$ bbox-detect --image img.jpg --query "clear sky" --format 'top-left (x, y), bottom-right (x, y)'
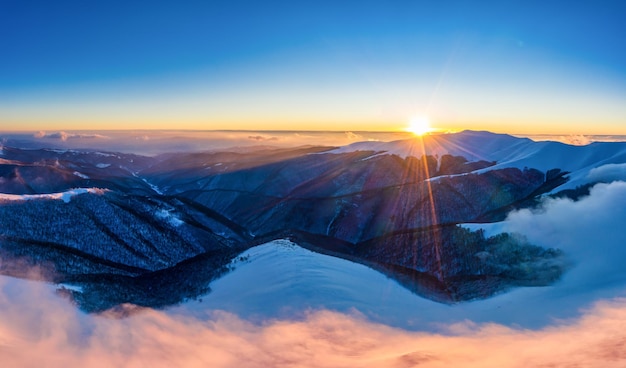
top-left (1, 0), bottom-right (625, 134)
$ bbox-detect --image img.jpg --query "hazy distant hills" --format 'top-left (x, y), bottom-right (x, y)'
top-left (0, 146), bottom-right (155, 195)
top-left (1, 130), bottom-right (625, 311)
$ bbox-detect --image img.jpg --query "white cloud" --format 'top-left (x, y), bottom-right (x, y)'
top-left (247, 135), bottom-right (279, 142)
top-left (344, 131), bottom-right (362, 141)
top-left (559, 134), bottom-right (592, 146)
top-left (588, 164), bottom-right (626, 183)
top-left (499, 181), bottom-right (626, 294)
top-left (33, 131), bottom-right (110, 141)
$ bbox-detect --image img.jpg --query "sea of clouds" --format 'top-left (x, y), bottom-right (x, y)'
top-left (0, 276), bottom-right (625, 367)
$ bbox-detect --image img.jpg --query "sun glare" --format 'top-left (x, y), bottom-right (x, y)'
top-left (407, 116), bottom-right (432, 136)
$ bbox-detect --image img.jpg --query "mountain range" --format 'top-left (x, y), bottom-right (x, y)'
top-left (1, 130), bottom-right (625, 312)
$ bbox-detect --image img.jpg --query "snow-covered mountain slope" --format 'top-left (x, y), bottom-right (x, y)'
top-left (333, 130), bottom-right (626, 190)
top-left (333, 130), bottom-right (527, 162)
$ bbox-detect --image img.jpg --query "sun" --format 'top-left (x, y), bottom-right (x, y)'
top-left (407, 116), bottom-right (432, 136)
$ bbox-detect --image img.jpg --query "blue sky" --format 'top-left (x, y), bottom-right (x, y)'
top-left (1, 0), bottom-right (625, 133)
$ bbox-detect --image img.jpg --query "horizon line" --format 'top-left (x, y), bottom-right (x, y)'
top-left (2, 128), bottom-right (624, 136)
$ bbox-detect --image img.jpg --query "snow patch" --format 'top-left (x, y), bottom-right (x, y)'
top-left (425, 172), bottom-right (471, 182)
top-left (130, 171), bottom-right (164, 194)
top-left (359, 151), bottom-right (388, 161)
top-left (0, 188), bottom-right (107, 203)
top-left (73, 171), bottom-right (89, 179)
top-left (142, 178), bottom-right (163, 195)
top-left (460, 222), bottom-right (510, 238)
top-left (155, 208), bottom-right (184, 227)
top-left (93, 152), bottom-right (118, 158)
top-left (57, 283), bottom-right (83, 293)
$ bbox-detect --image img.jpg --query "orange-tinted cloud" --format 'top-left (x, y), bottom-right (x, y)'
top-left (1, 272), bottom-right (626, 368)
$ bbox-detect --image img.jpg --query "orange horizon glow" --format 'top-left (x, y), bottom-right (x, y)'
top-left (2, 117), bottom-right (625, 137)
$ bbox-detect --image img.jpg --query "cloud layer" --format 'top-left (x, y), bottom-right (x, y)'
top-left (501, 181), bottom-right (626, 287)
top-left (1, 274), bottom-right (626, 368)
top-left (588, 163), bottom-right (626, 183)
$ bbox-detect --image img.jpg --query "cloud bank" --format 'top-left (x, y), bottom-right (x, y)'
top-left (247, 135), bottom-right (279, 142)
top-left (34, 131), bottom-right (110, 141)
top-left (0, 274), bottom-right (625, 368)
top-left (587, 163), bottom-right (626, 183)
top-left (501, 181), bottom-right (626, 287)
top-left (558, 134), bottom-right (591, 146)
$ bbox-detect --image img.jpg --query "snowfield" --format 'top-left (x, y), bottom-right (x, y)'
top-left (155, 208), bottom-right (185, 227)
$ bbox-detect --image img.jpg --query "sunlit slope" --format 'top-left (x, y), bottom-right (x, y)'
top-left (333, 130), bottom-right (626, 189)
